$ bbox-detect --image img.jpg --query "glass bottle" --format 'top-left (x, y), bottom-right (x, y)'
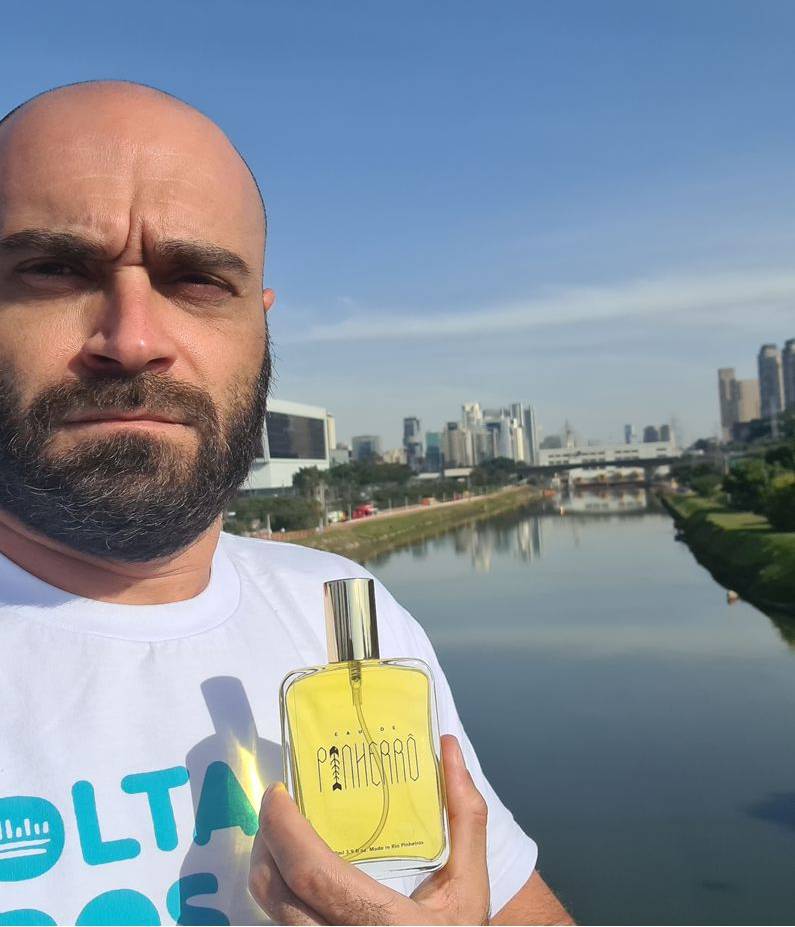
top-left (279, 577), bottom-right (450, 880)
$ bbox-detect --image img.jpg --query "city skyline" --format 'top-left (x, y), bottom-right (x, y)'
top-left (340, 399), bottom-right (674, 463)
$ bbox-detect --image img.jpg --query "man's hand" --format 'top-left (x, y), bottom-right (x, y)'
top-left (249, 734), bottom-right (491, 925)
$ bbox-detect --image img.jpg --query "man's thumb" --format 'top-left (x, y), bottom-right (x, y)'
top-left (440, 734), bottom-right (489, 880)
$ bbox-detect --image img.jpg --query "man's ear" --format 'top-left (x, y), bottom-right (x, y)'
top-left (262, 288), bottom-right (276, 314)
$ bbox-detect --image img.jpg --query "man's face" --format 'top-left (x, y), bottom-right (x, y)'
top-left (0, 87), bottom-right (273, 562)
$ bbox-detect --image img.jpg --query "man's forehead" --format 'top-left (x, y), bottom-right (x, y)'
top-left (0, 85), bottom-right (265, 254)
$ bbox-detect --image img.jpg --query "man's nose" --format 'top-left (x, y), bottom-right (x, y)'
top-left (77, 269), bottom-right (178, 377)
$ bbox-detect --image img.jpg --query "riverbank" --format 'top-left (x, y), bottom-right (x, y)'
top-left (268, 484), bottom-right (543, 562)
top-left (661, 494), bottom-right (795, 615)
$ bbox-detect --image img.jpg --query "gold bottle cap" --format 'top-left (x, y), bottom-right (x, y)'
top-left (323, 577), bottom-right (380, 663)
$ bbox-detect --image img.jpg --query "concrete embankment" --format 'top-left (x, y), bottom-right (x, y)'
top-left (270, 484), bottom-right (543, 563)
top-left (661, 494), bottom-right (795, 616)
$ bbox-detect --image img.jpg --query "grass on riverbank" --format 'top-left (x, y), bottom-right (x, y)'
top-left (663, 494), bottom-right (795, 614)
top-left (297, 484), bottom-right (542, 563)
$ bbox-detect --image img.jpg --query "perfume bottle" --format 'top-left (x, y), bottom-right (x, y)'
top-left (279, 577), bottom-right (450, 880)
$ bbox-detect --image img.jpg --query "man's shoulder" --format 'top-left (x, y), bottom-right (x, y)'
top-left (219, 532), bottom-right (429, 656)
top-left (219, 530), bottom-right (371, 582)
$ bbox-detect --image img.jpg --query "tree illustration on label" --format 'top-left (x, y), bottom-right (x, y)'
top-left (329, 746), bottom-right (342, 791)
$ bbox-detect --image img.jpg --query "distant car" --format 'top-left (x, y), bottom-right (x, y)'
top-left (352, 503), bottom-right (377, 519)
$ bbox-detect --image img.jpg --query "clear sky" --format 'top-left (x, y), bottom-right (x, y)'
top-left (2, 0), bottom-right (794, 448)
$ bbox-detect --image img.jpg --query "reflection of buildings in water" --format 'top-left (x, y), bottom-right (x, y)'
top-left (515, 517), bottom-right (542, 562)
top-left (465, 515), bottom-right (543, 573)
top-left (471, 528), bottom-right (493, 573)
top-left (453, 526), bottom-right (472, 556)
top-left (564, 488), bottom-right (648, 514)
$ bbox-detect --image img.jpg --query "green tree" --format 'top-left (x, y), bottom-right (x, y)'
top-left (765, 442), bottom-right (795, 471)
top-left (765, 473), bottom-right (795, 532)
top-left (223, 495), bottom-right (321, 534)
top-left (722, 458), bottom-right (771, 513)
top-left (293, 466), bottom-right (326, 498)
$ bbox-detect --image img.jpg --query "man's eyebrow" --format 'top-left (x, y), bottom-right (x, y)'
top-left (0, 229), bottom-right (108, 261)
top-left (153, 239), bottom-right (252, 279)
top-left (0, 229), bottom-right (252, 279)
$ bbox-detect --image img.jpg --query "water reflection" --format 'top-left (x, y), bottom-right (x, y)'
top-left (562, 488), bottom-right (648, 515)
top-left (372, 490), bottom-right (651, 575)
top-left (448, 510), bottom-right (542, 572)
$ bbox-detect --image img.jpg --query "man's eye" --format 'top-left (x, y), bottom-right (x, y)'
top-left (21, 262), bottom-right (81, 277)
top-left (173, 274), bottom-right (232, 293)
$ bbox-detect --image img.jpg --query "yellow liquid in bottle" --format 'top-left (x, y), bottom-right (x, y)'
top-left (282, 660), bottom-right (446, 866)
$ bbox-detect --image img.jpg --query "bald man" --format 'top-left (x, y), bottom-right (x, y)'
top-left (0, 81), bottom-right (571, 926)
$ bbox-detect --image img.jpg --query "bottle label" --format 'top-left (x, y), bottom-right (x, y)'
top-left (284, 664), bottom-right (445, 863)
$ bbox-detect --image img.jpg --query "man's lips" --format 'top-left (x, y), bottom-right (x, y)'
top-left (61, 410), bottom-right (189, 426)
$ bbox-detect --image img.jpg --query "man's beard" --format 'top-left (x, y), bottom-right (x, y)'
top-left (0, 336), bottom-right (271, 563)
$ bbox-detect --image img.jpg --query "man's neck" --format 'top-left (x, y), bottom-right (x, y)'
top-left (0, 509), bottom-right (221, 605)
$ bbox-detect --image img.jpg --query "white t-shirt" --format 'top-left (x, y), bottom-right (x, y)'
top-left (0, 531), bottom-right (537, 925)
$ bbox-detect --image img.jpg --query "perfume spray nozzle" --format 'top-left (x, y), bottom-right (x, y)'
top-left (323, 577), bottom-right (380, 662)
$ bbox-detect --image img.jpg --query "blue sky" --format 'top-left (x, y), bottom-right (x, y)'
top-left (2, 1), bottom-right (795, 448)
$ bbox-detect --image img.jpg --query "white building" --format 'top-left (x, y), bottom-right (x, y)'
top-left (241, 398), bottom-right (331, 492)
top-left (538, 441), bottom-right (680, 468)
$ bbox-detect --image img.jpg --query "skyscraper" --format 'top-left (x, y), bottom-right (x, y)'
top-left (351, 435), bottom-right (382, 462)
top-left (624, 424), bottom-right (636, 445)
top-left (732, 378), bottom-right (761, 424)
top-left (758, 344), bottom-right (784, 419)
top-left (643, 425), bottom-right (660, 443)
top-left (442, 421), bottom-right (475, 467)
top-left (783, 338), bottom-right (795, 410)
top-left (462, 402), bottom-right (483, 430)
top-left (717, 368), bottom-right (736, 442)
top-left (659, 424), bottom-right (671, 442)
top-left (521, 404), bottom-right (539, 464)
top-left (402, 416), bottom-right (423, 472)
top-left (425, 432), bottom-right (442, 472)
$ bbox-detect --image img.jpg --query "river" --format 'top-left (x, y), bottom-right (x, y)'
top-left (363, 490), bottom-right (795, 925)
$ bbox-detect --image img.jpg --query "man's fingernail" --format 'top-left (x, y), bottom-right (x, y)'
top-left (265, 780), bottom-right (286, 798)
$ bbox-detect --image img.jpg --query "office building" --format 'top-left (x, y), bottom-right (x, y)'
top-left (624, 424), bottom-right (636, 445)
top-left (504, 411), bottom-right (527, 462)
top-left (538, 441), bottom-right (680, 467)
top-left (521, 404), bottom-right (539, 464)
top-left (643, 425), bottom-right (660, 443)
top-left (758, 344), bottom-right (784, 419)
top-left (382, 447), bottom-right (408, 464)
top-left (351, 435), bottom-right (382, 462)
top-left (717, 367), bottom-right (762, 442)
top-left (717, 368), bottom-right (736, 442)
top-left (243, 398), bottom-right (330, 492)
top-left (326, 414), bottom-right (337, 459)
top-left (425, 432), bottom-right (442, 472)
top-left (659, 424), bottom-right (671, 442)
top-left (402, 416), bottom-right (423, 472)
top-left (462, 402), bottom-right (484, 430)
top-left (783, 338), bottom-right (795, 409)
top-left (442, 421), bottom-right (473, 468)
top-left (732, 378), bottom-right (761, 424)
top-left (330, 443), bottom-right (351, 467)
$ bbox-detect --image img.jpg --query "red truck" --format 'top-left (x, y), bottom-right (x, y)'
top-left (352, 502), bottom-right (377, 519)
